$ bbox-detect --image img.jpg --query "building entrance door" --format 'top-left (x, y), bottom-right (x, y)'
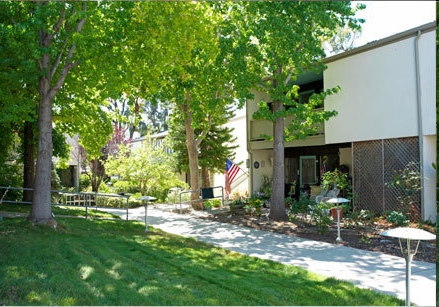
top-left (299, 155), bottom-right (317, 187)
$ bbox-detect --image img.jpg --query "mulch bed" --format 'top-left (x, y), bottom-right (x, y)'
top-left (200, 209), bottom-right (436, 263)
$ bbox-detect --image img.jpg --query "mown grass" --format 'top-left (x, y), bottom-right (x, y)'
top-left (0, 203), bottom-right (120, 219)
top-left (0, 212), bottom-right (404, 306)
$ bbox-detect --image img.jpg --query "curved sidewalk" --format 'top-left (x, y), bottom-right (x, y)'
top-left (104, 206), bottom-right (436, 306)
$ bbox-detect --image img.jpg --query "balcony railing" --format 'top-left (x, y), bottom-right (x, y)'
top-left (250, 113), bottom-right (325, 141)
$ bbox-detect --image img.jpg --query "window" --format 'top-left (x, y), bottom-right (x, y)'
top-left (300, 156), bottom-right (317, 186)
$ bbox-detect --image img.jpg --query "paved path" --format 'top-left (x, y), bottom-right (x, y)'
top-left (102, 205), bottom-right (435, 306)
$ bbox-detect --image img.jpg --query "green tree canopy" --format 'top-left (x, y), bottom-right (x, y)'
top-left (0, 1), bottom-right (137, 224)
top-left (105, 141), bottom-right (186, 198)
top-left (223, 1), bottom-right (364, 220)
top-left (130, 2), bottom-right (252, 208)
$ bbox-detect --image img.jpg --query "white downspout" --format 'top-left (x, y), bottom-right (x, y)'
top-left (246, 100), bottom-right (254, 194)
top-left (414, 30), bottom-right (424, 217)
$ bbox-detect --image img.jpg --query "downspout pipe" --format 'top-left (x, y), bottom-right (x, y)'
top-left (414, 30), bottom-right (424, 216)
top-left (246, 100), bottom-right (253, 195)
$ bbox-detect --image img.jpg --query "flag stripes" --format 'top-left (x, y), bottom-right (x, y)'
top-left (226, 159), bottom-right (240, 183)
top-left (225, 159), bottom-right (241, 196)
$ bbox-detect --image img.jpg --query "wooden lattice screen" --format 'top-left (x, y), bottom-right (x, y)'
top-left (352, 137), bottom-right (420, 215)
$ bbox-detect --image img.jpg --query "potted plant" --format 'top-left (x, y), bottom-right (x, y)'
top-left (321, 168), bottom-right (349, 192)
top-left (321, 167), bottom-right (350, 219)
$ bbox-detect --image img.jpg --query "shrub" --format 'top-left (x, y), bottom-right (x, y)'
top-left (113, 180), bottom-right (139, 194)
top-left (79, 174), bottom-right (90, 192)
top-left (243, 195), bottom-right (263, 215)
top-left (386, 210), bottom-right (409, 227)
top-left (229, 199), bottom-right (246, 209)
top-left (0, 162), bottom-right (23, 202)
top-left (310, 201), bottom-right (332, 234)
top-left (321, 168), bottom-right (349, 191)
top-left (288, 195), bottom-right (312, 216)
top-left (345, 209), bottom-right (376, 229)
top-left (203, 199), bottom-right (222, 209)
top-left (386, 161), bottom-right (421, 221)
top-left (95, 196), bottom-right (129, 208)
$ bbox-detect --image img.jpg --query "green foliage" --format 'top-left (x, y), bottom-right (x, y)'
top-left (50, 164), bottom-right (63, 191)
top-left (78, 174), bottom-right (90, 192)
top-left (324, 24), bottom-right (363, 55)
top-left (258, 175), bottom-right (272, 199)
top-left (345, 209), bottom-right (376, 229)
top-left (169, 114), bottom-right (238, 176)
top-left (112, 180), bottom-right (139, 195)
top-left (105, 140), bottom-right (185, 200)
top-left (310, 202), bottom-right (332, 235)
top-left (0, 163), bottom-right (23, 202)
top-left (223, 1), bottom-right (364, 219)
top-left (203, 199), bottom-right (222, 209)
top-left (288, 195), bottom-right (314, 220)
top-left (321, 168), bottom-right (349, 191)
top-left (229, 199), bottom-right (246, 209)
top-left (385, 211), bottom-right (410, 227)
top-left (242, 195), bottom-right (263, 215)
top-left (164, 189), bottom-right (190, 205)
top-left (94, 196), bottom-right (128, 209)
top-left (386, 161), bottom-right (422, 218)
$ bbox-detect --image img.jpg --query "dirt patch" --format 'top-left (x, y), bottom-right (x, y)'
top-left (199, 209), bottom-right (436, 263)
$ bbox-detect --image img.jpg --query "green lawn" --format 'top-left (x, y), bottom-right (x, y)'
top-left (0, 210), bottom-right (404, 306)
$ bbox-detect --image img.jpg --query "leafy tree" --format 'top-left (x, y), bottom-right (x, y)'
top-left (105, 140), bottom-right (185, 198)
top-left (78, 126), bottom-right (130, 193)
top-left (107, 97), bottom-right (169, 139)
top-left (324, 24), bottom-right (362, 56)
top-left (226, 2), bottom-right (364, 220)
top-left (169, 105), bottom-right (238, 188)
top-left (0, 1), bottom-right (135, 225)
top-left (138, 100), bottom-right (169, 136)
top-left (386, 162), bottom-right (422, 221)
top-left (0, 2), bottom-right (40, 202)
top-left (137, 2), bottom-right (250, 209)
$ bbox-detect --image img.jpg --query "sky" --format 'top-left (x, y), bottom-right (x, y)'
top-left (352, 1), bottom-right (436, 47)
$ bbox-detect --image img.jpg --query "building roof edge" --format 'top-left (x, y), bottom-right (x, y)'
top-left (324, 22), bottom-right (437, 64)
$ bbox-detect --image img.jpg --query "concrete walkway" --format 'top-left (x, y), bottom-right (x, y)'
top-left (102, 205), bottom-right (435, 306)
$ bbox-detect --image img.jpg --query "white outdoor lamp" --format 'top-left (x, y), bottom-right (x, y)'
top-left (381, 227), bottom-right (436, 306)
top-left (137, 195), bottom-right (157, 232)
top-left (325, 197), bottom-right (350, 242)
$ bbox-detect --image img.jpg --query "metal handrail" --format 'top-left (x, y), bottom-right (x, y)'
top-left (178, 186), bottom-right (224, 214)
top-left (0, 186), bottom-right (130, 220)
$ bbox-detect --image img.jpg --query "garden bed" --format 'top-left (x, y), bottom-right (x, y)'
top-left (200, 208), bottom-right (436, 263)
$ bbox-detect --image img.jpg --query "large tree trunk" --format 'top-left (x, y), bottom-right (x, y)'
top-left (29, 74), bottom-right (55, 225)
top-left (270, 75), bottom-right (287, 220)
top-left (201, 167), bottom-right (210, 188)
top-left (22, 121), bottom-right (35, 203)
top-left (89, 158), bottom-right (105, 193)
top-left (28, 2), bottom-right (85, 226)
top-left (183, 99), bottom-right (203, 210)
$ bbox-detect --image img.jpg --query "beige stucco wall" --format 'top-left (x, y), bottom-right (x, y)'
top-left (212, 106), bottom-right (249, 196)
top-left (324, 27), bottom-right (436, 221)
top-left (324, 30), bottom-right (435, 143)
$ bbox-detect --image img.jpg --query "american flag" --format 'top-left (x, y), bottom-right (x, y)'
top-left (225, 159), bottom-right (241, 196)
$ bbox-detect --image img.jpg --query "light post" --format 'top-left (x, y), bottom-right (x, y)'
top-left (325, 197), bottom-right (350, 242)
top-left (137, 196), bottom-right (157, 232)
top-left (381, 227), bottom-right (436, 306)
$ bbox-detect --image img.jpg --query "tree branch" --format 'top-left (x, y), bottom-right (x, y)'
top-left (52, 8), bottom-right (66, 35)
top-left (284, 69), bottom-right (293, 86)
top-left (49, 3), bottom-right (87, 97)
top-left (76, 3), bottom-right (87, 33)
